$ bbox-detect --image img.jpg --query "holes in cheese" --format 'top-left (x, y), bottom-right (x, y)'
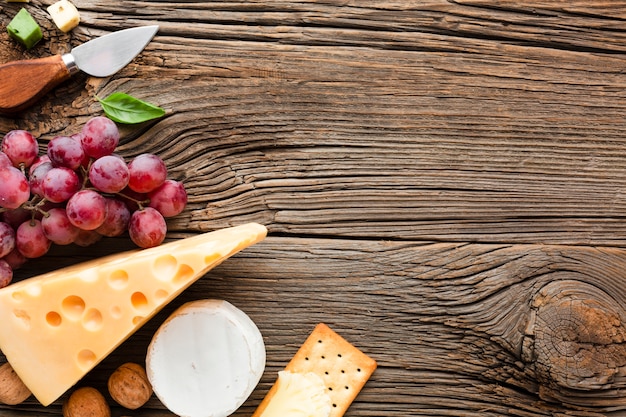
top-left (154, 289), bottom-right (169, 301)
top-left (45, 311), bottom-right (62, 327)
top-left (110, 306), bottom-right (123, 319)
top-left (0, 222), bottom-right (267, 406)
top-left (108, 269), bottom-right (129, 289)
top-left (82, 308), bottom-right (103, 331)
top-left (154, 254), bottom-right (176, 278)
top-left (146, 299), bottom-right (266, 417)
top-left (12, 309), bottom-right (30, 329)
top-left (131, 291), bottom-right (149, 311)
top-left (62, 295), bottom-right (85, 319)
top-left (77, 349), bottom-right (97, 369)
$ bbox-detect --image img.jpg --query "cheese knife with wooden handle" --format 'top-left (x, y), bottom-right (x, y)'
top-left (0, 25), bottom-right (158, 115)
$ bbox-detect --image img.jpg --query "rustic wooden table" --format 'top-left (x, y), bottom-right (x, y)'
top-left (2, 1), bottom-right (626, 416)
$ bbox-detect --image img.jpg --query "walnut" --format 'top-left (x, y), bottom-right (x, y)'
top-left (0, 362), bottom-right (31, 405)
top-left (108, 362), bottom-right (152, 410)
top-left (63, 387), bottom-right (110, 417)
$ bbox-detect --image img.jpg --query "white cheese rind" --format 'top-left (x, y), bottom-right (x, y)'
top-left (146, 299), bottom-right (266, 417)
top-left (0, 223), bottom-right (267, 406)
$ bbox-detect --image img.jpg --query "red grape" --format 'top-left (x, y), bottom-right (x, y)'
top-left (0, 221), bottom-right (16, 258)
top-left (0, 259), bottom-right (12, 288)
top-left (128, 153), bottom-right (167, 193)
top-left (0, 151), bottom-right (12, 169)
top-left (41, 208), bottom-right (80, 245)
top-left (42, 167), bottom-right (81, 203)
top-left (0, 116), bottom-right (190, 282)
top-left (148, 180), bottom-right (187, 217)
top-left (66, 189), bottom-right (107, 230)
top-left (129, 207), bottom-right (166, 248)
top-left (89, 155), bottom-right (129, 194)
top-left (2, 130), bottom-right (38, 168)
top-left (73, 229), bottom-right (103, 247)
top-left (29, 161), bottom-right (54, 198)
top-left (16, 219), bottom-right (51, 258)
top-left (47, 135), bottom-right (86, 170)
top-left (70, 133), bottom-right (92, 168)
top-left (3, 247), bottom-right (25, 270)
top-left (29, 155), bottom-right (51, 175)
top-left (81, 116), bottom-right (119, 158)
top-left (96, 198), bottom-right (130, 237)
top-left (0, 166), bottom-right (30, 209)
top-left (1, 207), bottom-right (30, 229)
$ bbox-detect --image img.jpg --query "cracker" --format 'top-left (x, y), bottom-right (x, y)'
top-left (253, 323), bottom-right (377, 417)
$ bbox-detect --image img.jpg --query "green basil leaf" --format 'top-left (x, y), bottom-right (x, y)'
top-left (97, 92), bottom-right (165, 124)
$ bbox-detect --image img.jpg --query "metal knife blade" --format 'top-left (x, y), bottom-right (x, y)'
top-left (66, 25), bottom-right (159, 77)
top-left (0, 25), bottom-right (159, 115)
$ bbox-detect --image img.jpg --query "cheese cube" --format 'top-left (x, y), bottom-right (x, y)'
top-left (0, 223), bottom-right (267, 406)
top-left (6, 8), bottom-right (42, 49)
top-left (47, 0), bottom-right (80, 32)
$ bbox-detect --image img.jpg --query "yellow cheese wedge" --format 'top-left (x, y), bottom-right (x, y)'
top-left (0, 222), bottom-right (267, 406)
top-left (47, 0), bottom-right (80, 32)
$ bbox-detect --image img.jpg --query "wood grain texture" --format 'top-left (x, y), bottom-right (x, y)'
top-left (1, 0), bottom-right (626, 415)
top-left (5, 238), bottom-right (626, 416)
top-left (3, 0), bottom-right (626, 245)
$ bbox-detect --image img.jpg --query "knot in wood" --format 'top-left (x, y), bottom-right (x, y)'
top-left (522, 280), bottom-right (626, 403)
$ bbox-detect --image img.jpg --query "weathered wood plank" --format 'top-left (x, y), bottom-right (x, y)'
top-left (3, 1), bottom-right (626, 244)
top-left (1, 1), bottom-right (626, 416)
top-left (71, 0), bottom-right (626, 53)
top-left (4, 237), bottom-right (626, 415)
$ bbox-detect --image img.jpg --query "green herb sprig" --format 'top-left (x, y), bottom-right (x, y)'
top-left (97, 92), bottom-right (165, 124)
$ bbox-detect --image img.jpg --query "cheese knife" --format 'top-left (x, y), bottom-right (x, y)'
top-left (0, 25), bottom-right (159, 115)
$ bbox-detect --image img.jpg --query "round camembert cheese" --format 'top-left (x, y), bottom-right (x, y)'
top-left (146, 299), bottom-right (266, 417)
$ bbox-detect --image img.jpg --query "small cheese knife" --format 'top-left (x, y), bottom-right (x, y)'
top-left (0, 25), bottom-right (159, 115)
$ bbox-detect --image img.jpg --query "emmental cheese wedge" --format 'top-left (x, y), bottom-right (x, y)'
top-left (0, 222), bottom-right (267, 406)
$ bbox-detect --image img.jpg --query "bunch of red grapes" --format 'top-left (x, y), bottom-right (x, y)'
top-left (0, 116), bottom-right (187, 287)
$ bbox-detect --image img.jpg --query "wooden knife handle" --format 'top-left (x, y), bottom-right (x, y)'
top-left (0, 55), bottom-right (72, 115)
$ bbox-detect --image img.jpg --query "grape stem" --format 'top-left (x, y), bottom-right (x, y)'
top-left (21, 195), bottom-right (50, 220)
top-left (80, 163), bottom-right (91, 189)
top-left (114, 191), bottom-right (150, 210)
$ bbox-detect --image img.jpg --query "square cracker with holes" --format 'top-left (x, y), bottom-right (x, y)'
top-left (252, 323), bottom-right (377, 417)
